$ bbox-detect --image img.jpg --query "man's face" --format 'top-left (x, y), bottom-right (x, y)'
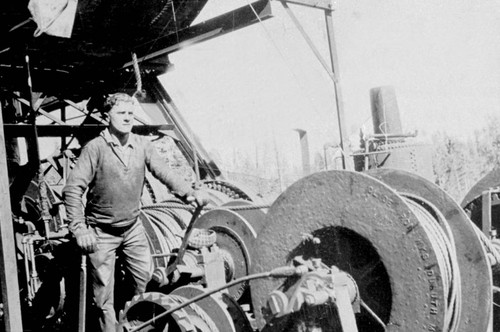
top-left (108, 102), bottom-right (135, 135)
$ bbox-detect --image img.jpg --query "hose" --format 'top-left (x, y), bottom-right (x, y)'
top-left (141, 202), bottom-right (271, 211)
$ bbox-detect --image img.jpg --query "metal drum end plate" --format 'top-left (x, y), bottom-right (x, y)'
top-left (369, 168), bottom-right (492, 332)
top-left (251, 170), bottom-right (446, 331)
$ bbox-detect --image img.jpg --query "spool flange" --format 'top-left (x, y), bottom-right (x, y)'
top-left (251, 170), bottom-right (447, 331)
top-left (368, 168), bottom-right (492, 332)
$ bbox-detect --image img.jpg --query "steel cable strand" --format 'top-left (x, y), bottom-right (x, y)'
top-left (141, 202), bottom-right (271, 211)
top-left (168, 294), bottom-right (220, 332)
top-left (406, 198), bottom-right (461, 331)
top-left (152, 198), bottom-right (193, 229)
top-left (141, 205), bottom-right (192, 250)
top-left (142, 209), bottom-right (178, 251)
top-left (428, 203), bottom-right (461, 332)
top-left (150, 213), bottom-right (180, 254)
top-left (145, 208), bottom-right (184, 244)
top-left (141, 208), bottom-right (182, 253)
top-left (404, 198), bottom-right (461, 332)
top-left (127, 265), bottom-right (305, 332)
top-left (166, 204), bottom-right (191, 229)
top-left (140, 211), bottom-right (176, 265)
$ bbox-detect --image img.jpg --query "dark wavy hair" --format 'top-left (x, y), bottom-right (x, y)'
top-left (102, 93), bottom-right (137, 113)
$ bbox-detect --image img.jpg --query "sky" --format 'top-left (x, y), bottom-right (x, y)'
top-left (160, 0), bottom-right (500, 172)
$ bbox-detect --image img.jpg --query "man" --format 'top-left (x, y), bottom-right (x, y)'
top-left (63, 92), bottom-right (209, 331)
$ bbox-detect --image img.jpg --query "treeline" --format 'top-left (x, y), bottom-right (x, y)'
top-left (158, 115), bottom-right (500, 203)
top-left (432, 115), bottom-right (500, 201)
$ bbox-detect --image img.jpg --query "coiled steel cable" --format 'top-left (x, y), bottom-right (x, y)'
top-left (168, 294), bottom-right (219, 332)
top-left (128, 265), bottom-right (305, 332)
top-left (404, 195), bottom-right (461, 332)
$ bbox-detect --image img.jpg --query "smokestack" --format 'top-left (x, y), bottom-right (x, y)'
top-left (294, 129), bottom-right (311, 176)
top-left (370, 86), bottom-right (403, 135)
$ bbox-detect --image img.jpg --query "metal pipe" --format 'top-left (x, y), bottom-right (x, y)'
top-left (166, 206), bottom-right (204, 276)
top-left (78, 255), bottom-right (87, 332)
top-left (280, 1), bottom-right (336, 83)
top-left (294, 129), bottom-right (311, 176)
top-left (482, 190), bottom-right (492, 238)
top-left (22, 238), bottom-right (33, 301)
top-left (28, 237), bottom-right (40, 296)
top-left (324, 10), bottom-right (349, 170)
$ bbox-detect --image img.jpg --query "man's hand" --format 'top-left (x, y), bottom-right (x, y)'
top-left (186, 189), bottom-right (210, 207)
top-left (73, 227), bottom-right (97, 253)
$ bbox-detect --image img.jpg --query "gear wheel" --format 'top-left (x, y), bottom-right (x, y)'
top-left (118, 292), bottom-right (207, 332)
top-left (203, 179), bottom-right (261, 203)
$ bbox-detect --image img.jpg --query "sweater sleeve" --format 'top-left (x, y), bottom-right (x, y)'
top-left (144, 139), bottom-right (194, 198)
top-left (62, 142), bottom-right (98, 233)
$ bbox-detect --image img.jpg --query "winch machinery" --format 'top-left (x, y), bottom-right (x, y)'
top-left (112, 168), bottom-right (496, 332)
top-left (6, 81), bottom-right (499, 332)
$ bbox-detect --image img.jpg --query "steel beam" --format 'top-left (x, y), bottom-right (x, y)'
top-left (145, 75), bottom-right (221, 180)
top-left (276, 0), bottom-right (334, 11)
top-left (279, 0), bottom-right (349, 170)
top-left (325, 10), bottom-right (350, 170)
top-left (126, 0), bottom-right (273, 67)
top-left (0, 102), bottom-right (23, 331)
top-left (3, 124), bottom-right (174, 137)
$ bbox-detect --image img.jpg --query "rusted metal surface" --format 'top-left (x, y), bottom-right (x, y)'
top-left (221, 199), bottom-right (267, 235)
top-left (368, 168), bottom-right (492, 332)
top-left (251, 170), bottom-right (446, 331)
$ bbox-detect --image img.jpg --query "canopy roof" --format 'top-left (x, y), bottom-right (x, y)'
top-left (0, 0), bottom-right (272, 99)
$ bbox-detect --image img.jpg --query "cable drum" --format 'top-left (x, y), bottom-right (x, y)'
top-left (251, 170), bottom-right (458, 331)
top-left (368, 168), bottom-right (491, 332)
top-left (140, 205), bottom-right (191, 269)
top-left (403, 195), bottom-right (462, 332)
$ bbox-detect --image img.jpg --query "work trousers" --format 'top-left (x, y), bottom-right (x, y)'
top-left (88, 220), bottom-right (152, 332)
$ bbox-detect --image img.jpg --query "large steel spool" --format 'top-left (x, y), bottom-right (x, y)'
top-left (138, 174), bottom-right (266, 292)
top-left (138, 204), bottom-right (194, 289)
top-left (118, 291), bottom-right (220, 332)
top-left (250, 170), bottom-right (491, 331)
top-left (195, 208), bottom-right (259, 300)
top-left (369, 168), bottom-right (492, 332)
top-left (460, 168), bottom-right (500, 331)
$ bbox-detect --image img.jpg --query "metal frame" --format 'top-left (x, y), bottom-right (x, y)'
top-left (0, 3), bottom-right (275, 330)
top-left (276, 0), bottom-right (349, 170)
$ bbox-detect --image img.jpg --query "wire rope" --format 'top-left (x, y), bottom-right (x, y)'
top-left (168, 294), bottom-right (220, 332)
top-left (403, 195), bottom-right (461, 332)
top-left (141, 201), bottom-right (270, 211)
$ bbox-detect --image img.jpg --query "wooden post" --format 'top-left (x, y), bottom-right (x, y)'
top-left (0, 101), bottom-right (23, 331)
